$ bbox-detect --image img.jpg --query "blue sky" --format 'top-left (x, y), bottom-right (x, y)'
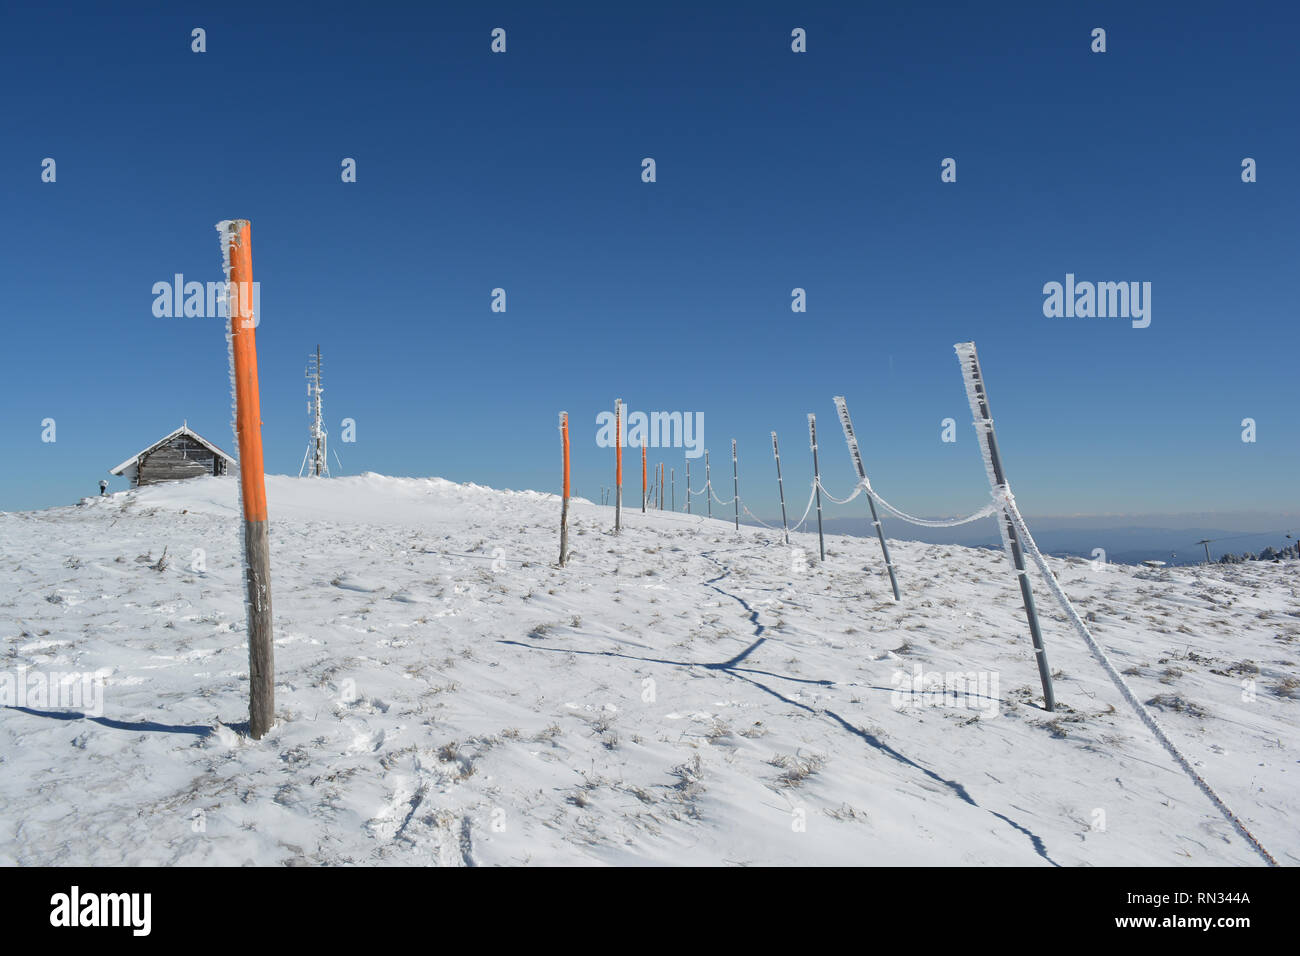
top-left (2, 1), bottom-right (1296, 520)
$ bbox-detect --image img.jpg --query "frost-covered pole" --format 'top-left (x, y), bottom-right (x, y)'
top-left (614, 399), bottom-right (623, 533)
top-left (670, 467), bottom-right (675, 511)
top-left (706, 451), bottom-right (712, 519)
top-left (809, 415), bottom-right (825, 561)
top-left (955, 342), bottom-right (1055, 712)
top-left (559, 412), bottom-right (570, 566)
top-left (685, 459), bottom-right (691, 514)
top-left (772, 431), bottom-right (789, 544)
top-left (731, 439), bottom-right (739, 531)
top-left (641, 446), bottom-right (647, 513)
top-left (833, 396), bottom-right (901, 601)
top-left (218, 219), bottom-right (274, 740)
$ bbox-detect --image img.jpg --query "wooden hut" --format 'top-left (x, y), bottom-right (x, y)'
top-left (109, 424), bottom-right (236, 487)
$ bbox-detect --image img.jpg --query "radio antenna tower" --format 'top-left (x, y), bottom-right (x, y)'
top-left (298, 345), bottom-right (329, 477)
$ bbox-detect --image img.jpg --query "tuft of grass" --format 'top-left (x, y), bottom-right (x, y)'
top-left (1270, 677), bottom-right (1300, 700)
top-left (769, 752), bottom-right (825, 788)
top-left (1146, 693), bottom-right (1210, 718)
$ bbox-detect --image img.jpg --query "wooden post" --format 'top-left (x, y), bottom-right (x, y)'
top-left (809, 414), bottom-right (825, 562)
top-left (833, 396), bottom-right (901, 601)
top-left (614, 399), bottom-right (622, 532)
top-left (559, 411), bottom-right (570, 566)
top-left (731, 439), bottom-right (739, 531)
top-left (772, 431), bottom-right (789, 544)
top-left (955, 343), bottom-right (1055, 712)
top-left (218, 219), bottom-right (274, 740)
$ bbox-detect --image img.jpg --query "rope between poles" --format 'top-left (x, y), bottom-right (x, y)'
top-left (1000, 499), bottom-right (1277, 866)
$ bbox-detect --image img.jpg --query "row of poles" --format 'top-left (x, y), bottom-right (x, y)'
top-left (209, 222), bottom-right (1055, 740)
top-left (555, 346), bottom-right (1057, 713)
top-left (559, 402), bottom-right (862, 572)
top-left (212, 224), bottom-right (1049, 737)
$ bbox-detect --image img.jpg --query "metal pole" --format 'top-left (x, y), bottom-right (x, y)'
top-left (1198, 539), bottom-right (1212, 563)
top-left (615, 399), bottom-right (622, 533)
top-left (642, 446), bottom-right (647, 513)
top-left (731, 440), bottom-right (739, 530)
top-left (809, 414), bottom-right (825, 562)
top-left (955, 343), bottom-right (1055, 712)
top-left (671, 468), bottom-right (675, 511)
top-left (833, 396), bottom-right (901, 601)
top-left (686, 460), bottom-right (691, 514)
top-left (706, 450), bottom-right (712, 519)
top-left (772, 431), bottom-right (789, 544)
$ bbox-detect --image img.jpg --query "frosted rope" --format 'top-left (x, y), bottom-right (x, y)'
top-left (740, 503), bottom-right (783, 531)
top-left (710, 482), bottom-right (737, 507)
top-left (1003, 500), bottom-right (1277, 866)
top-left (788, 483), bottom-right (817, 533)
top-left (859, 481), bottom-right (998, 528)
top-left (814, 480), bottom-right (862, 505)
top-left (953, 341), bottom-right (1276, 866)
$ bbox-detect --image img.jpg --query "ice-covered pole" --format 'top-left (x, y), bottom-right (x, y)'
top-left (809, 415), bottom-right (825, 561)
top-left (685, 458), bottom-right (691, 514)
top-left (731, 439), bottom-right (739, 531)
top-left (218, 219), bottom-right (275, 740)
top-left (772, 431), bottom-right (789, 544)
top-left (641, 446), bottom-right (647, 514)
top-left (833, 396), bottom-right (901, 601)
top-left (954, 342), bottom-right (1055, 712)
top-left (706, 450), bottom-right (711, 519)
top-left (559, 411), bottom-right (570, 566)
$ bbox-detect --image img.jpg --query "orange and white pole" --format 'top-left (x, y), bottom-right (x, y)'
top-left (559, 411), bottom-right (571, 565)
top-left (614, 399), bottom-right (623, 532)
top-left (641, 445), bottom-right (648, 513)
top-left (218, 219), bottom-right (275, 740)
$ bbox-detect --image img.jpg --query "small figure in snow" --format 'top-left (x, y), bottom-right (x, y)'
top-left (99, 479), bottom-right (108, 496)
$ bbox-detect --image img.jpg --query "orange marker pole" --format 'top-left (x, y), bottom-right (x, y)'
top-left (559, 411), bottom-right (571, 566)
top-left (218, 219), bottom-right (274, 740)
top-left (614, 399), bottom-right (623, 532)
top-left (641, 446), bottom-right (648, 513)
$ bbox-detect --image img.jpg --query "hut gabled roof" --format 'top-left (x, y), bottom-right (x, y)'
top-left (109, 424), bottom-right (237, 476)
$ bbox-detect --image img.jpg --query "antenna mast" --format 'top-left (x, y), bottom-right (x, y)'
top-left (299, 345), bottom-right (329, 477)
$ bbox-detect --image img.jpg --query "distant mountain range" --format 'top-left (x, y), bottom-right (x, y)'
top-left (760, 513), bottom-right (1300, 567)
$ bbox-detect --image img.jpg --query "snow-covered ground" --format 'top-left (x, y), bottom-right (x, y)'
top-left (1, 474), bottom-right (1296, 866)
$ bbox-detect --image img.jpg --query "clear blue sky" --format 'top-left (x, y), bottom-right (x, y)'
top-left (2, 1), bottom-right (1296, 518)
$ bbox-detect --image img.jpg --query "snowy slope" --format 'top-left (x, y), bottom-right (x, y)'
top-left (1, 474), bottom-right (1296, 866)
